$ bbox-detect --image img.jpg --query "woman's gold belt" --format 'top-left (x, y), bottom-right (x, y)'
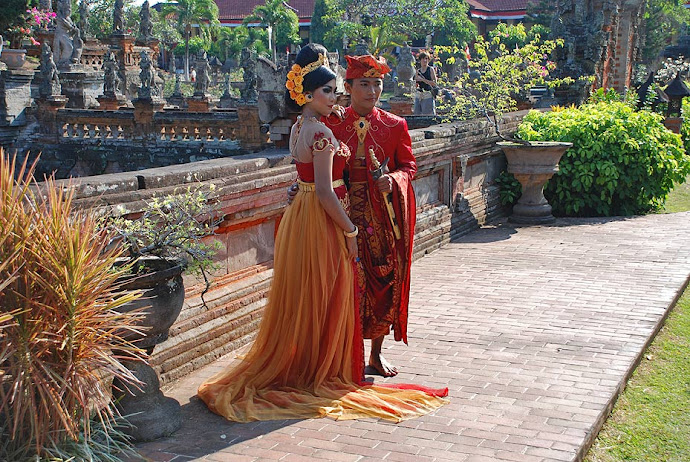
top-left (297, 179), bottom-right (345, 191)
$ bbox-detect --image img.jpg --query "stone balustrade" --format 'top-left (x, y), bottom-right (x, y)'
top-left (25, 103), bottom-right (265, 178)
top-left (54, 111), bottom-right (527, 384)
top-left (59, 110), bottom-right (135, 141)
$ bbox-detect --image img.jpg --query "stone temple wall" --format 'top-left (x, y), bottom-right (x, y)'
top-left (57, 112), bottom-right (527, 384)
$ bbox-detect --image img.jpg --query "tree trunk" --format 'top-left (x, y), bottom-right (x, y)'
top-left (268, 24), bottom-right (275, 64)
top-left (185, 25), bottom-right (191, 82)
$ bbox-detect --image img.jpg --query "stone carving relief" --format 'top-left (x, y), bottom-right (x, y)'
top-left (395, 43), bottom-right (415, 97)
top-left (53, 0), bottom-right (76, 68)
top-left (138, 1), bottom-right (154, 42)
top-left (138, 51), bottom-right (155, 99)
top-left (240, 48), bottom-right (258, 103)
top-left (40, 42), bottom-right (61, 98)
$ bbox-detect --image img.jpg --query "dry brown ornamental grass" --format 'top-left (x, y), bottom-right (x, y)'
top-left (0, 152), bottom-right (147, 459)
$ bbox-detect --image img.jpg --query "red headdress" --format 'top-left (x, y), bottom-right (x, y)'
top-left (345, 55), bottom-right (391, 80)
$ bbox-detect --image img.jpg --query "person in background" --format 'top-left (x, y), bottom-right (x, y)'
top-left (414, 50), bottom-right (438, 115)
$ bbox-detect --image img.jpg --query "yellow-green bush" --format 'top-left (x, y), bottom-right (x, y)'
top-left (516, 102), bottom-right (690, 216)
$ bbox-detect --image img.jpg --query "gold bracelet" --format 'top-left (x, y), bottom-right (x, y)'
top-left (343, 225), bottom-right (358, 238)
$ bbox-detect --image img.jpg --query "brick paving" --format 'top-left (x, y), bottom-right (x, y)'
top-left (132, 212), bottom-right (690, 462)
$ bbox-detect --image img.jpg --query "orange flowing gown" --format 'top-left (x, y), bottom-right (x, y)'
top-left (197, 125), bottom-right (448, 422)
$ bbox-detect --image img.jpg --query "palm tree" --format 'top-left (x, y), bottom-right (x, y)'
top-left (243, 0), bottom-right (297, 64)
top-left (161, 0), bottom-right (219, 81)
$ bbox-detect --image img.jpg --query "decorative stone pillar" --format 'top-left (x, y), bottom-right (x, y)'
top-left (60, 70), bottom-right (102, 108)
top-left (236, 104), bottom-right (266, 149)
top-left (132, 96), bottom-right (163, 140)
top-left (0, 69), bottom-right (34, 148)
top-left (36, 95), bottom-right (68, 143)
top-left (0, 69), bottom-right (34, 126)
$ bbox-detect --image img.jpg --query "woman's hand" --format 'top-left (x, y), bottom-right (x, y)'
top-left (331, 104), bottom-right (345, 120)
top-left (346, 235), bottom-right (358, 261)
top-left (286, 183), bottom-right (298, 204)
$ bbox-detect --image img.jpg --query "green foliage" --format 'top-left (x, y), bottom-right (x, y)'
top-left (436, 36), bottom-right (575, 135)
top-left (488, 23), bottom-right (528, 50)
top-left (516, 102), bottom-right (690, 216)
top-left (309, 0), bottom-right (332, 45)
top-left (427, 0), bottom-right (476, 48)
top-left (586, 87), bottom-right (639, 107)
top-left (641, 0), bottom-right (690, 65)
top-left (160, 0), bottom-right (220, 78)
top-left (494, 170), bottom-right (521, 206)
top-left (244, 0), bottom-right (299, 62)
top-left (153, 8), bottom-right (183, 45)
top-left (103, 183), bottom-right (223, 292)
top-left (0, 0), bottom-right (38, 39)
top-left (274, 8), bottom-right (300, 55)
top-left (87, 0), bottom-right (139, 40)
top-left (0, 152), bottom-right (144, 459)
top-left (526, 0), bottom-right (556, 29)
top-left (323, 0), bottom-right (475, 52)
top-left (177, 35), bottom-right (208, 57)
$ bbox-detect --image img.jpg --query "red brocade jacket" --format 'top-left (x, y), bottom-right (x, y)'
top-left (325, 106), bottom-right (417, 344)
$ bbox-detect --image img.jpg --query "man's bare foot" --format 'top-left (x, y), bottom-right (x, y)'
top-left (367, 353), bottom-right (398, 377)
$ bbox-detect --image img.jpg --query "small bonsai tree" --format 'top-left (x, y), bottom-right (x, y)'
top-left (436, 35), bottom-right (586, 141)
top-left (103, 183), bottom-right (223, 298)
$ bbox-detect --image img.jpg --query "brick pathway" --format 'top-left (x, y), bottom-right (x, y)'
top-left (132, 212), bottom-right (690, 462)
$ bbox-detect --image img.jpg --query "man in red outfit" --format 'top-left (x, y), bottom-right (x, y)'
top-left (326, 55), bottom-right (417, 377)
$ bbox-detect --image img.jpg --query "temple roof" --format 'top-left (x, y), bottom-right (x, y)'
top-left (215, 0), bottom-right (314, 25)
top-left (466, 0), bottom-right (529, 20)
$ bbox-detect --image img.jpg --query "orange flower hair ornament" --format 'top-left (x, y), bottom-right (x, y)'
top-left (286, 53), bottom-right (330, 106)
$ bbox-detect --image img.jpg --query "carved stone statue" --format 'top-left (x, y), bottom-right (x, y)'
top-left (138, 51), bottom-right (155, 99)
top-left (395, 43), bottom-right (415, 97)
top-left (40, 0), bottom-right (52, 11)
top-left (102, 51), bottom-right (121, 96)
top-left (240, 48), bottom-right (258, 102)
top-left (40, 42), bottom-right (61, 98)
top-left (53, 0), bottom-right (76, 67)
top-left (138, 1), bottom-right (154, 42)
top-left (222, 73), bottom-right (231, 98)
top-left (113, 0), bottom-right (125, 34)
top-left (354, 39), bottom-right (369, 56)
top-left (194, 51), bottom-right (212, 95)
top-left (78, 0), bottom-right (89, 38)
top-left (70, 28), bottom-right (84, 64)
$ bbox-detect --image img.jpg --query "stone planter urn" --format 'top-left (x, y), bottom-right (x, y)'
top-left (498, 141), bottom-right (573, 225)
top-left (112, 257), bottom-right (185, 442)
top-left (0, 48), bottom-right (27, 69)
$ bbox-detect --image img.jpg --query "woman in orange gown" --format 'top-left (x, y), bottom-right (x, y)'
top-left (197, 44), bottom-right (448, 422)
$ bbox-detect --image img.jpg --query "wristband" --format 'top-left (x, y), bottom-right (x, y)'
top-left (343, 225), bottom-right (358, 238)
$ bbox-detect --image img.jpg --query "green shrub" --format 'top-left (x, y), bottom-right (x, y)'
top-left (494, 170), bottom-right (521, 206)
top-left (515, 102), bottom-right (690, 216)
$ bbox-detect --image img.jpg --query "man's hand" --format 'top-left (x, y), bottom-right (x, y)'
top-left (286, 183), bottom-right (298, 204)
top-left (375, 174), bottom-right (393, 194)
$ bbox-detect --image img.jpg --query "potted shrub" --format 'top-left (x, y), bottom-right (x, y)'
top-left (436, 34), bottom-right (587, 224)
top-left (0, 8), bottom-right (54, 69)
top-left (100, 183), bottom-right (222, 441)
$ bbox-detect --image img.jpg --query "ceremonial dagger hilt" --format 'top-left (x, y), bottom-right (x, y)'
top-left (368, 147), bottom-right (402, 240)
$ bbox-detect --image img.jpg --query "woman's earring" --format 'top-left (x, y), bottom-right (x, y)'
top-left (305, 94), bottom-right (313, 102)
